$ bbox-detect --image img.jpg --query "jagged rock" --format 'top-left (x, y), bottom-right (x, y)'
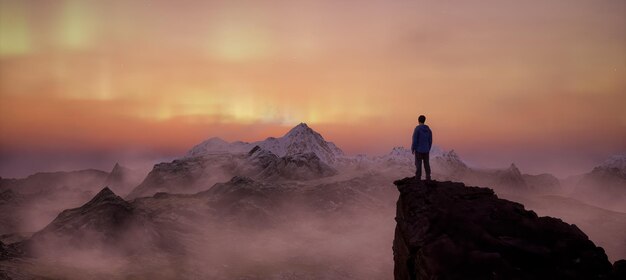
top-left (393, 178), bottom-right (619, 280)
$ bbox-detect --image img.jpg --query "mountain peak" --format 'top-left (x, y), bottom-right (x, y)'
top-left (599, 154), bottom-right (626, 171)
top-left (109, 162), bottom-right (129, 176)
top-left (285, 122), bottom-right (315, 137)
top-left (83, 186), bottom-right (128, 208)
top-left (97, 186), bottom-right (115, 197)
top-left (185, 122), bottom-right (344, 164)
top-left (92, 186), bottom-right (118, 200)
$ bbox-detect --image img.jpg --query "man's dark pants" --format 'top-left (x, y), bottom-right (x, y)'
top-left (415, 152), bottom-right (431, 180)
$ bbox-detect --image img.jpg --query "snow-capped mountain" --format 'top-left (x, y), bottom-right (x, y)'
top-left (594, 154), bottom-right (626, 176)
top-left (588, 154), bottom-right (626, 179)
top-left (186, 123), bottom-right (344, 165)
top-left (430, 150), bottom-right (469, 175)
top-left (128, 124), bottom-right (345, 199)
top-left (186, 137), bottom-right (253, 157)
top-left (268, 123), bottom-right (345, 163)
top-left (570, 154), bottom-right (626, 212)
top-left (375, 146), bottom-right (444, 165)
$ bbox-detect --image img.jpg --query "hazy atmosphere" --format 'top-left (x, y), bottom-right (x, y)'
top-left (1, 1), bottom-right (625, 279)
top-left (1, 0), bottom-right (625, 178)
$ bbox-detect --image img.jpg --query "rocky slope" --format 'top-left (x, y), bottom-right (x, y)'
top-left (28, 187), bottom-right (144, 254)
top-left (24, 186), bottom-right (170, 261)
top-left (393, 178), bottom-right (621, 280)
top-left (126, 154), bottom-right (242, 199)
top-left (128, 124), bottom-right (343, 199)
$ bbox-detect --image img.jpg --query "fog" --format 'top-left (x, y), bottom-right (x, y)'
top-left (4, 170), bottom-right (399, 279)
top-left (1, 153), bottom-right (624, 279)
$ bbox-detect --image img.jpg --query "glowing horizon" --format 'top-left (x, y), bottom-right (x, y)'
top-left (1, 0), bottom-right (625, 177)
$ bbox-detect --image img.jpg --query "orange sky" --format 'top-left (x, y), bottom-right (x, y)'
top-left (1, 0), bottom-right (625, 177)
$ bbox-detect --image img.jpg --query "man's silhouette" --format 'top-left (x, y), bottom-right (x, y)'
top-left (411, 115), bottom-right (432, 181)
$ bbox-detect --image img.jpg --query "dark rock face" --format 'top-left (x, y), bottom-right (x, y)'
top-left (30, 187), bottom-right (133, 246)
top-left (614, 260), bottom-right (626, 279)
top-left (393, 178), bottom-right (619, 280)
top-left (27, 187), bottom-right (159, 255)
top-left (0, 241), bottom-right (8, 261)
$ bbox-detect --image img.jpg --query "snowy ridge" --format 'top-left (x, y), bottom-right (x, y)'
top-left (186, 137), bottom-right (253, 157)
top-left (375, 145), bottom-right (444, 164)
top-left (257, 123), bottom-right (344, 164)
top-left (187, 123), bottom-right (345, 165)
top-left (598, 154), bottom-right (626, 172)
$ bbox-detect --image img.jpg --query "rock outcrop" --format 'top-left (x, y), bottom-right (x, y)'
top-left (393, 178), bottom-right (621, 280)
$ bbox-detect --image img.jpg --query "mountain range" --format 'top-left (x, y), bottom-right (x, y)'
top-left (0, 123), bottom-right (624, 279)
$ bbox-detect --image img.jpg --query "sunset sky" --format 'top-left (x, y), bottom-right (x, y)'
top-left (1, 0), bottom-right (625, 177)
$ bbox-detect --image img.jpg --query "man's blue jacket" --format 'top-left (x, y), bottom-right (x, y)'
top-left (411, 124), bottom-right (432, 153)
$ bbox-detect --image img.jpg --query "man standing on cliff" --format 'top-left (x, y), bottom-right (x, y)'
top-left (411, 115), bottom-right (433, 181)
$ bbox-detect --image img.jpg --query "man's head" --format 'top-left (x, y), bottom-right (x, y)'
top-left (418, 115), bottom-right (426, 124)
